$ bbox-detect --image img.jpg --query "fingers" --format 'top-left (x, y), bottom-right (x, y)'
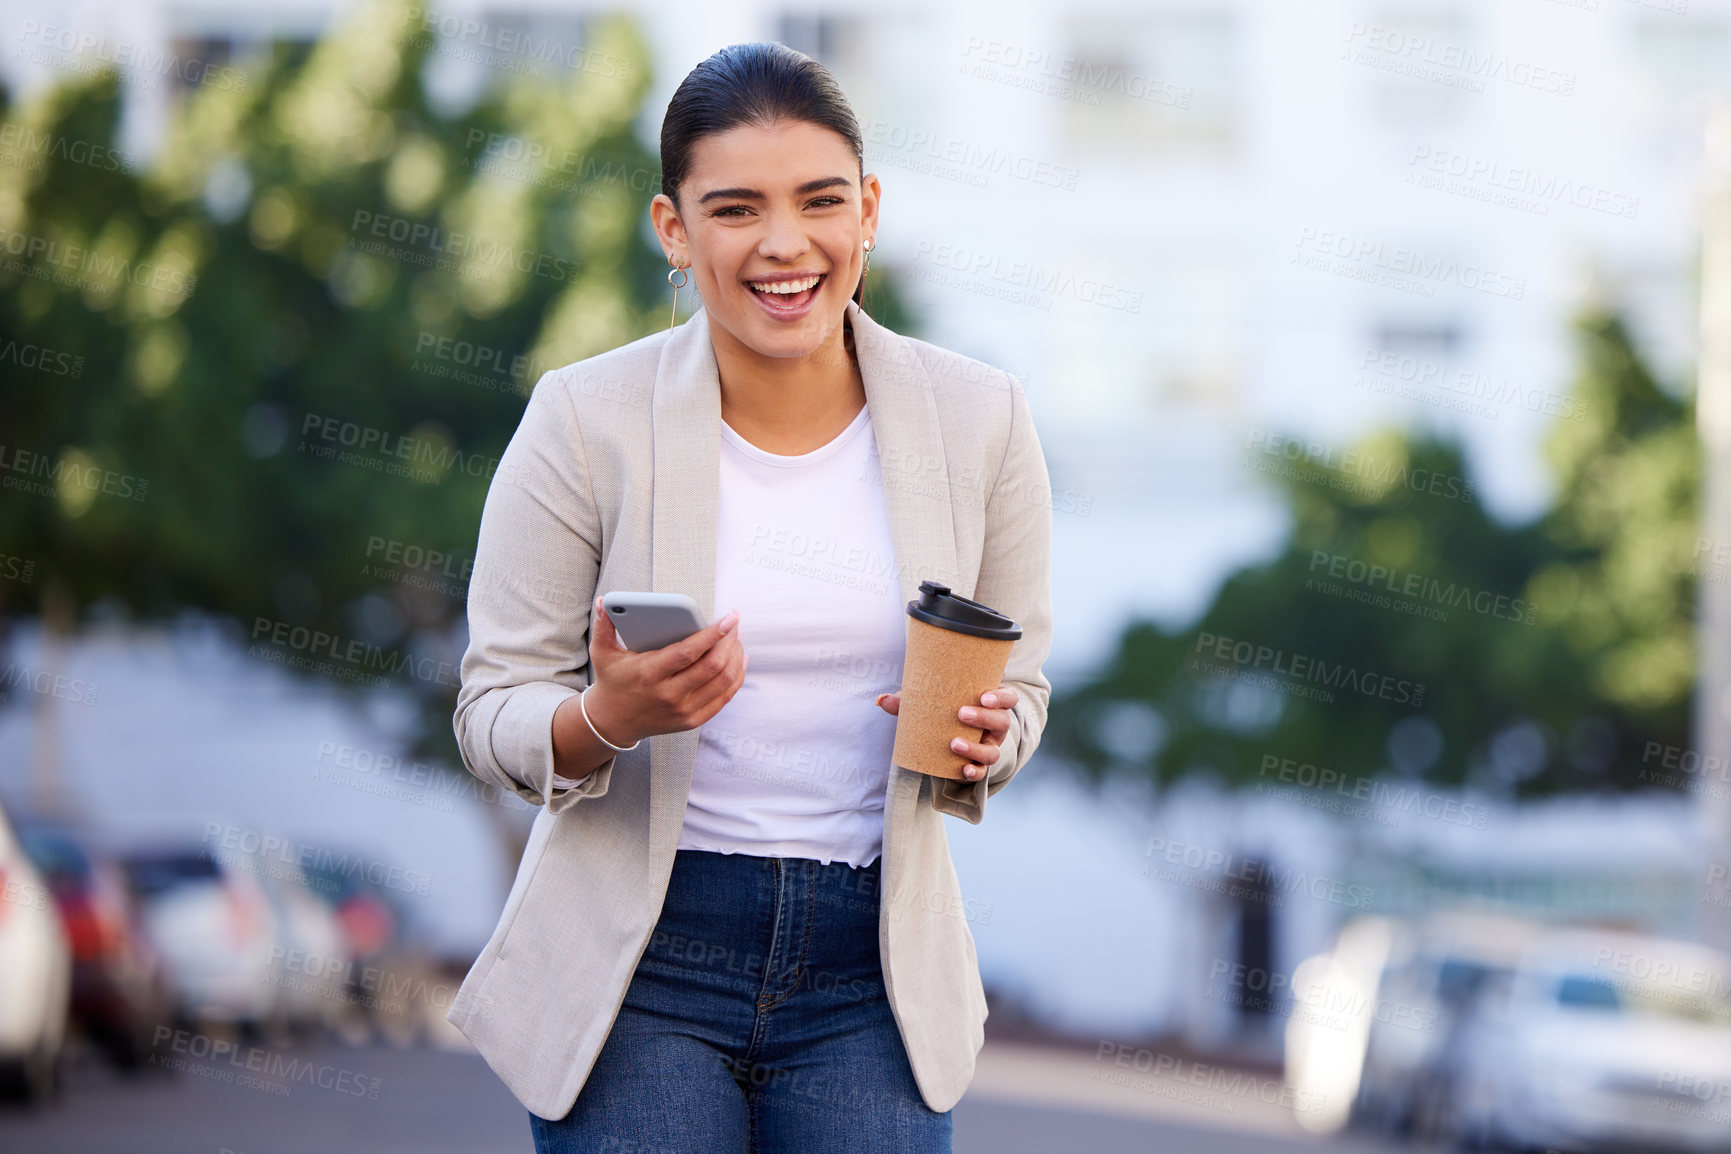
top-left (957, 686), bottom-right (1015, 739)
top-left (667, 622), bottom-right (743, 704)
top-left (688, 636), bottom-right (748, 722)
top-left (691, 628), bottom-right (745, 698)
top-left (592, 596), bottom-right (622, 653)
top-left (873, 688), bottom-right (993, 779)
top-left (585, 599), bottom-right (748, 735)
top-left (957, 703), bottom-right (1010, 734)
top-left (954, 687), bottom-right (1015, 780)
top-left (949, 736), bottom-right (999, 780)
top-left (657, 608), bottom-right (740, 685)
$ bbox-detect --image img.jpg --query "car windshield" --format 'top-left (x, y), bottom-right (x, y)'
top-left (15, 827), bottom-right (91, 884)
top-left (1435, 959), bottom-right (1499, 1005)
top-left (123, 850), bottom-right (221, 898)
top-left (1555, 975), bottom-right (1621, 1010)
top-left (1553, 972), bottom-right (1731, 1024)
top-left (298, 862), bottom-right (361, 902)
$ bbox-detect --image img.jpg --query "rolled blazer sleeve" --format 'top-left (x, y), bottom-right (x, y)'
top-left (454, 371), bottom-right (615, 816)
top-left (931, 373), bottom-right (1054, 823)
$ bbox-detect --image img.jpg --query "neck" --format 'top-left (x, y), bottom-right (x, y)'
top-left (710, 311), bottom-right (865, 453)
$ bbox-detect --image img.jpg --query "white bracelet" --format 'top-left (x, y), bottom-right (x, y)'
top-left (579, 686), bottom-right (640, 752)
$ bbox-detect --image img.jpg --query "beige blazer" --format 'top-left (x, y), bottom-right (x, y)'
top-left (445, 299), bottom-right (1054, 1119)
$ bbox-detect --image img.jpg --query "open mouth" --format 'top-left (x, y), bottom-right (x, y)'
top-left (745, 272), bottom-right (827, 317)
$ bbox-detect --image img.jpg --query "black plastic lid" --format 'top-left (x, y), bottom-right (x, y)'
top-left (906, 580), bottom-right (1022, 641)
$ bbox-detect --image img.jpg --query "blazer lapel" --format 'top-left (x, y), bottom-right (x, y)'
top-left (847, 299), bottom-right (960, 607)
top-left (847, 301), bottom-right (960, 860)
top-left (644, 302), bottom-right (959, 858)
top-left (646, 307), bottom-right (722, 860)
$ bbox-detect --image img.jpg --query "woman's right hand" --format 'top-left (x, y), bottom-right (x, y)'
top-left (579, 596), bottom-right (749, 747)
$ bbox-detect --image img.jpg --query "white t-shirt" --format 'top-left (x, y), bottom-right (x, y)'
top-left (557, 401), bottom-right (908, 868)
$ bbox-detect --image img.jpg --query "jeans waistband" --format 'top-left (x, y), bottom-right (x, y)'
top-left (645, 849), bottom-right (884, 1010)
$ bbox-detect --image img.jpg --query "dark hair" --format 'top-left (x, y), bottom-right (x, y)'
top-left (660, 42), bottom-right (869, 307)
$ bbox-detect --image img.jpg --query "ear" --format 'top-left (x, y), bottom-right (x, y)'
top-left (859, 171), bottom-right (882, 246)
top-left (649, 193), bottom-right (689, 260)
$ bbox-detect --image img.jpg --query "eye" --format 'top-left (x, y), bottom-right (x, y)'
top-left (713, 205), bottom-right (753, 217)
top-left (807, 196), bottom-right (845, 208)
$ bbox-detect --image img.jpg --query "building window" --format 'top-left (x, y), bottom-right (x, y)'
top-left (1629, 15), bottom-right (1731, 103)
top-left (1062, 11), bottom-right (1238, 155)
top-left (774, 13), bottom-right (937, 149)
top-left (777, 15), bottom-right (838, 62)
top-left (165, 37), bottom-right (241, 97)
top-left (410, 8), bottom-right (594, 104)
top-left (1350, 6), bottom-right (1475, 128)
top-left (1370, 320), bottom-right (1465, 362)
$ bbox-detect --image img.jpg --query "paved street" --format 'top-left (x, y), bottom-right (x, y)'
top-left (0, 1035), bottom-right (1414, 1154)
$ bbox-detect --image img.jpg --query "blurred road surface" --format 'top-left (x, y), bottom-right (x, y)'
top-left (0, 1037), bottom-right (1413, 1154)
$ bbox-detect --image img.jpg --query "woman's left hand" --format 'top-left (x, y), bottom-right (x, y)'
top-left (875, 685), bottom-right (1018, 782)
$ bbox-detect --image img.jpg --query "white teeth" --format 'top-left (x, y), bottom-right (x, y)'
top-left (750, 275), bottom-right (821, 295)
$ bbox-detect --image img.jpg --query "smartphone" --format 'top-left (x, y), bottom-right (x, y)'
top-left (600, 591), bottom-right (710, 653)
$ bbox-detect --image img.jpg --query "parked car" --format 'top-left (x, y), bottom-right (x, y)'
top-left (10, 817), bottom-right (172, 1070)
top-left (119, 843), bottom-right (280, 1035)
top-left (300, 862), bottom-right (399, 966)
top-left (0, 801), bottom-right (71, 1105)
top-left (1351, 909), bottom-right (1545, 1140)
top-left (251, 853), bottom-right (353, 1038)
top-left (1450, 928), bottom-right (1731, 1154)
top-left (299, 860), bottom-right (405, 1039)
top-left (1284, 909), bottom-right (1547, 1137)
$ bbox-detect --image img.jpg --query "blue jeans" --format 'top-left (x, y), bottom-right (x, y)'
top-left (528, 848), bottom-right (953, 1154)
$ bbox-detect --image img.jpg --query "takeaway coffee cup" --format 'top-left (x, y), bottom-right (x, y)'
top-left (891, 580), bottom-right (1023, 780)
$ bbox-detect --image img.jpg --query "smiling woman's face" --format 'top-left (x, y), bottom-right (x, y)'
top-left (652, 119), bottom-right (880, 360)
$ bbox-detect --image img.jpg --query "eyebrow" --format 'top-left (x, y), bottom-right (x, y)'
top-left (697, 176), bottom-right (854, 205)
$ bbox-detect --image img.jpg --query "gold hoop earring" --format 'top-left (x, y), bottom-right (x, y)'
top-left (667, 260), bottom-right (690, 330)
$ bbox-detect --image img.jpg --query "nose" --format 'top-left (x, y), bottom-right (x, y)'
top-left (756, 205), bottom-right (810, 263)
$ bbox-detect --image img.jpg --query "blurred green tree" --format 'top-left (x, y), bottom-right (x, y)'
top-left (0, 2), bottom-right (914, 780)
top-left (0, 2), bottom-right (663, 768)
top-left (1050, 311), bottom-right (1697, 800)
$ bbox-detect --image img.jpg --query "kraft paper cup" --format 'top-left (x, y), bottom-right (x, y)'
top-left (891, 580), bottom-right (1023, 780)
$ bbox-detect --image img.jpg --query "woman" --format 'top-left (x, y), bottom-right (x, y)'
top-left (447, 41), bottom-right (1053, 1154)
